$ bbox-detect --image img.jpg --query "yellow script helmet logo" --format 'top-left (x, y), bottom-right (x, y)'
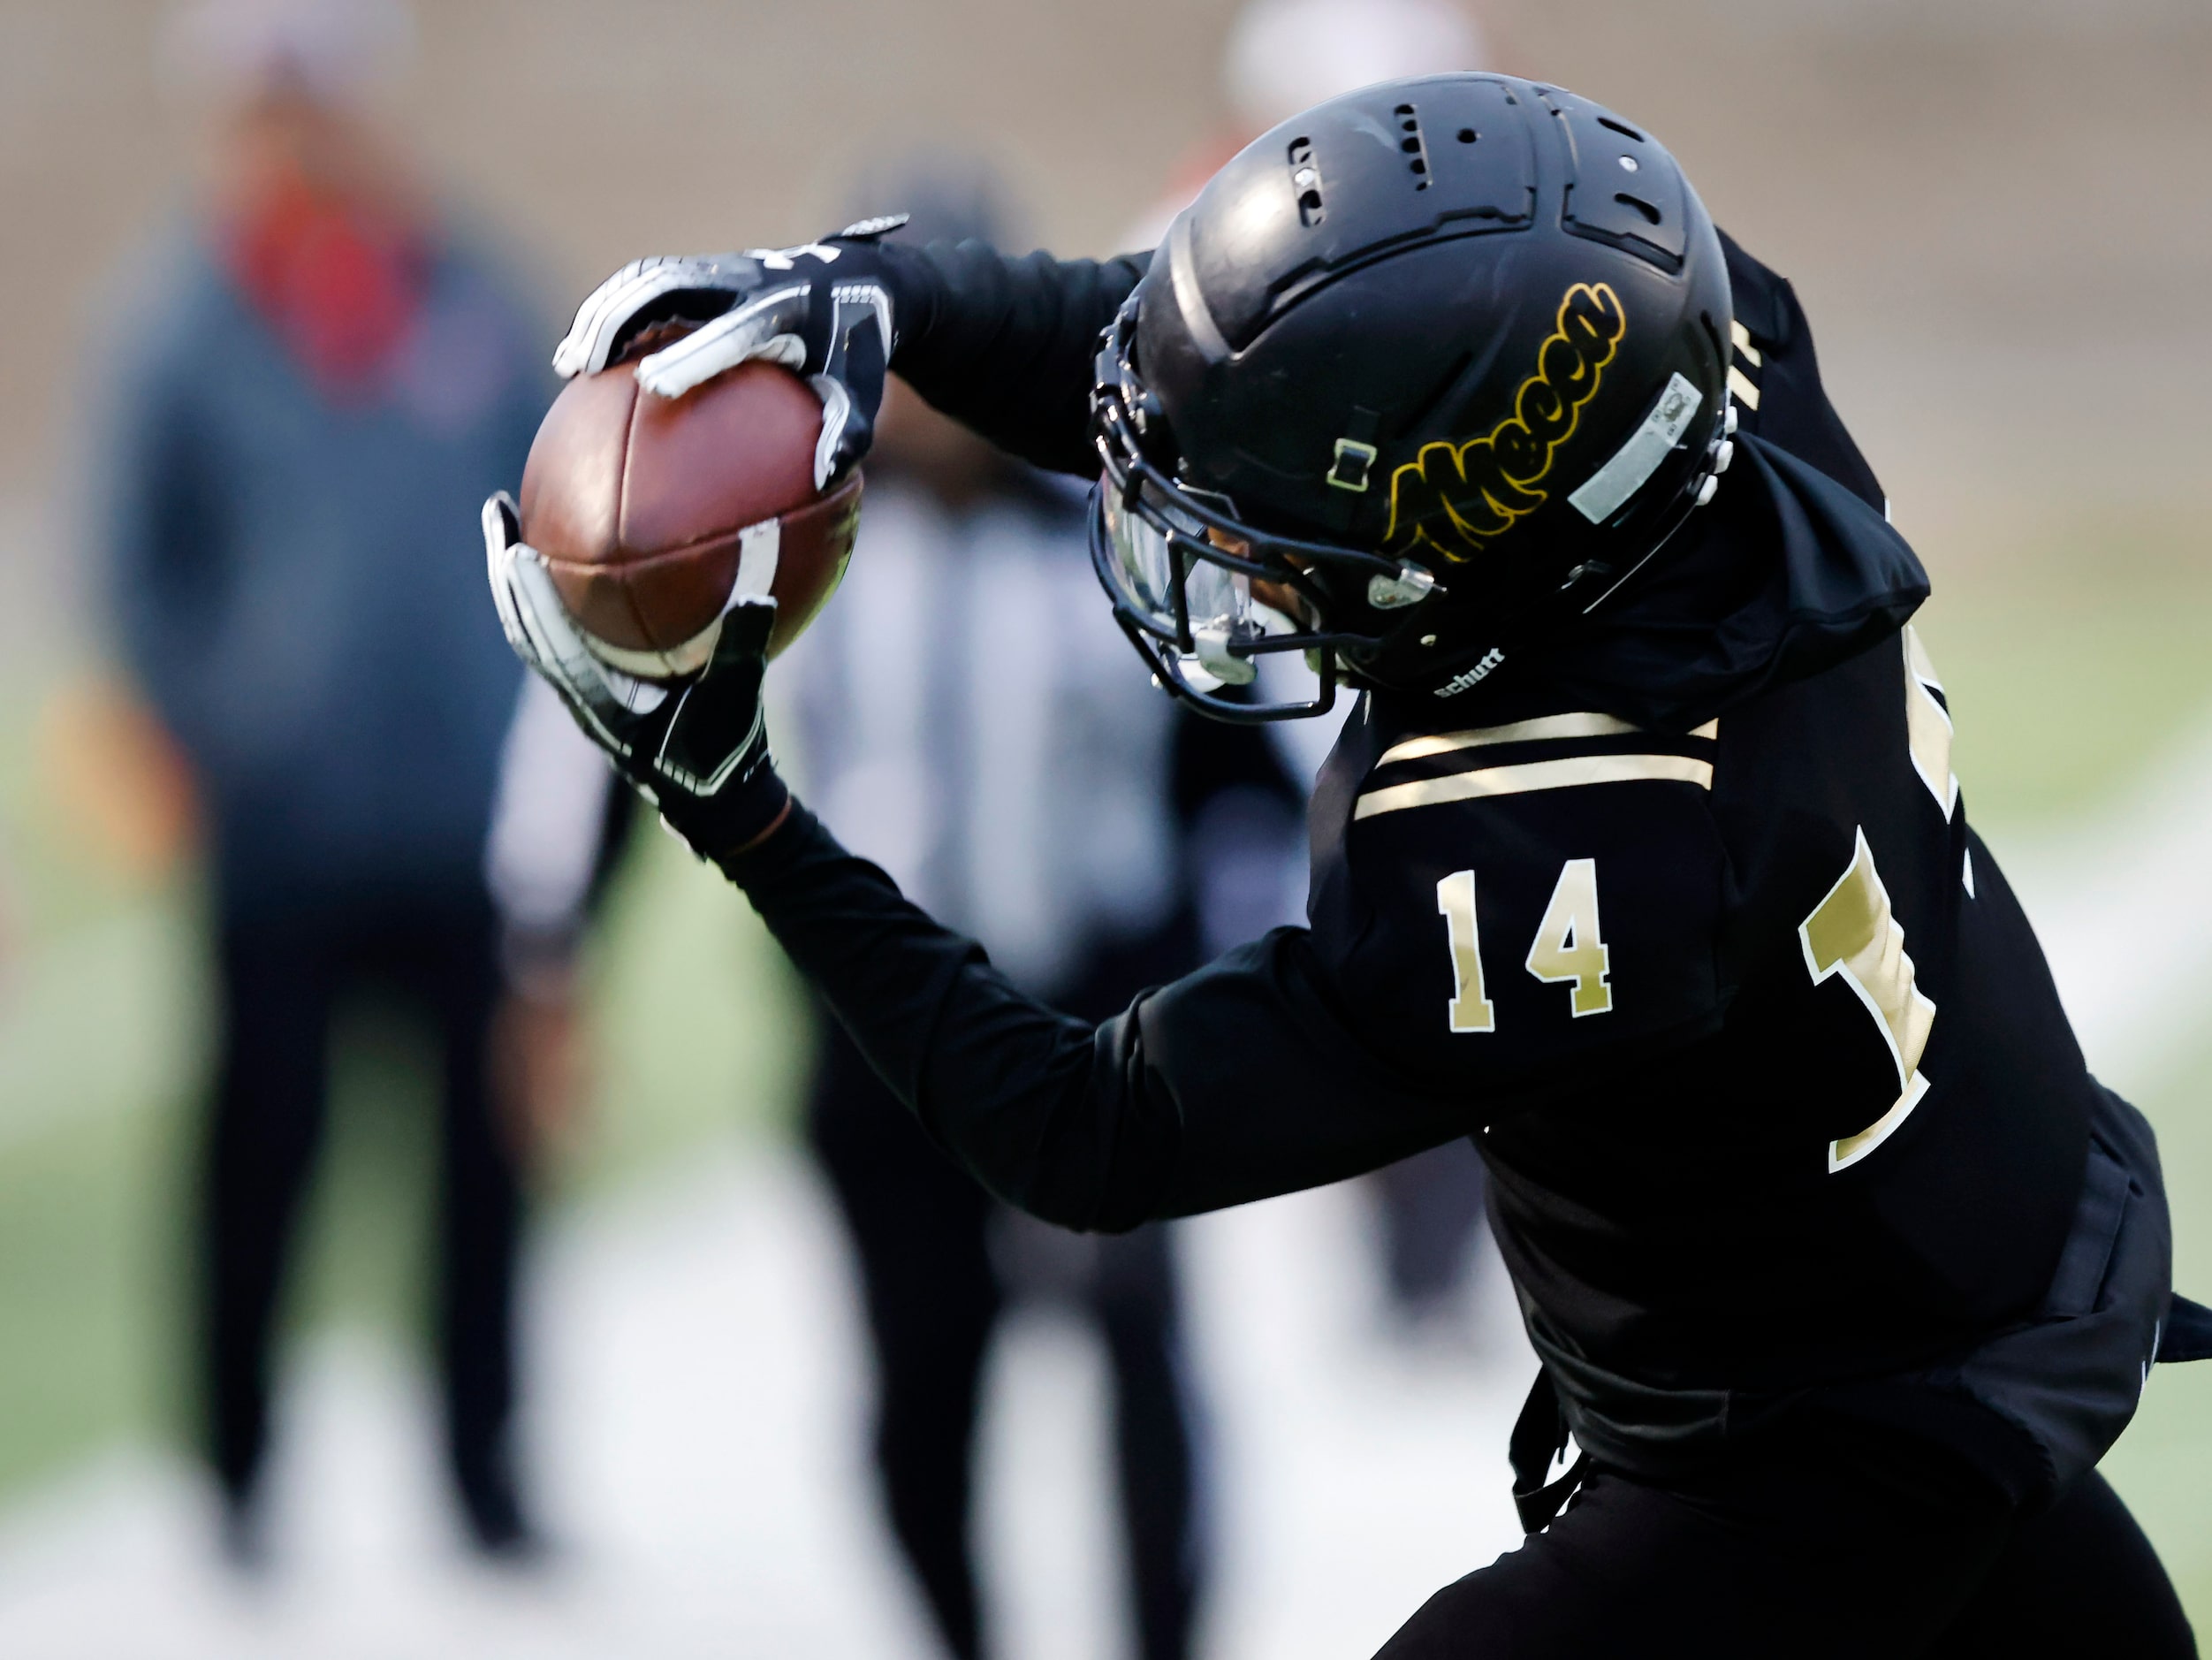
top-left (1383, 283), bottom-right (1628, 564)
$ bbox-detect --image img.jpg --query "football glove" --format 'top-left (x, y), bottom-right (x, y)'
top-left (549, 215), bottom-right (908, 491)
top-left (483, 493), bottom-right (789, 861)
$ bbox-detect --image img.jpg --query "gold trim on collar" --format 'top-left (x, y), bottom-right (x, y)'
top-left (1379, 712), bottom-right (1638, 766)
top-left (1378, 714), bottom-right (1718, 769)
top-left (1354, 752), bottom-right (1714, 820)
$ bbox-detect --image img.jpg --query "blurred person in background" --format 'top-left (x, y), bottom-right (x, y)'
top-left (1132, 0), bottom-right (1505, 1344)
top-left (1123, 0), bottom-right (1499, 249)
top-left (93, 0), bottom-right (559, 1565)
top-left (504, 162), bottom-right (1297, 1659)
top-left (774, 162), bottom-right (1303, 1660)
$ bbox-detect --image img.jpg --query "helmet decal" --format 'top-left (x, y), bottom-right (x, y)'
top-left (1383, 282), bottom-right (1627, 562)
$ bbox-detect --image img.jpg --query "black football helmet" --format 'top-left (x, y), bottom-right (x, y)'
top-left (1091, 74), bottom-right (1736, 721)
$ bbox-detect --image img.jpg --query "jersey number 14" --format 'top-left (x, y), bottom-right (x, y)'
top-left (1435, 858), bottom-right (1614, 1033)
top-left (1431, 628), bottom-right (1959, 1174)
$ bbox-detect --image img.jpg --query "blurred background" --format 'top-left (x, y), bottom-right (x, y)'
top-left (0, 0), bottom-right (2209, 1655)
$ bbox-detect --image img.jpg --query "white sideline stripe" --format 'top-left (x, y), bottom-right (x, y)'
top-left (0, 1150), bottom-right (1536, 1660)
top-left (1354, 752), bottom-right (1714, 819)
top-left (2000, 707), bottom-right (2212, 1092)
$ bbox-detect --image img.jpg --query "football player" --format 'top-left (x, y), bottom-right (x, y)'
top-left (487, 75), bottom-right (2210, 1656)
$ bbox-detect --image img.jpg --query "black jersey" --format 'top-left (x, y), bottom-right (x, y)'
top-left (727, 232), bottom-right (2188, 1511)
top-left (1319, 611), bottom-right (2094, 1412)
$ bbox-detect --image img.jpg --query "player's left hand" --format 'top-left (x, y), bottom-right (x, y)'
top-left (483, 493), bottom-right (789, 860)
top-left (549, 217), bottom-right (907, 489)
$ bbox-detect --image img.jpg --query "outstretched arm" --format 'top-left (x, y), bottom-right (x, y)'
top-left (878, 240), bottom-right (1151, 478)
top-left (485, 485), bottom-right (1473, 1230)
top-left (723, 801), bottom-right (1478, 1232)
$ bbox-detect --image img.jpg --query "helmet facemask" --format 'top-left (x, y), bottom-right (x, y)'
top-left (1090, 300), bottom-right (1443, 723)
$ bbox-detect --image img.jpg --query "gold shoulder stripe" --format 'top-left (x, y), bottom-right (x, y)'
top-left (1354, 752), bottom-right (1714, 820)
top-left (1727, 364), bottom-right (1761, 411)
top-left (1378, 712), bottom-right (1638, 766)
top-left (1729, 319), bottom-right (1763, 368)
top-left (1379, 713), bottom-right (1720, 769)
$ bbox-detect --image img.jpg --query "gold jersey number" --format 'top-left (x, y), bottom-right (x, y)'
top-left (1800, 828), bottom-right (1935, 1172)
top-left (1526, 857), bottom-right (1615, 1017)
top-left (1431, 628), bottom-right (1956, 1177)
top-left (1800, 625), bottom-right (1957, 1171)
top-left (1435, 857), bottom-right (1614, 1033)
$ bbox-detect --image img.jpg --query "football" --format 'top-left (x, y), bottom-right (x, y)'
top-left (518, 336), bottom-right (863, 682)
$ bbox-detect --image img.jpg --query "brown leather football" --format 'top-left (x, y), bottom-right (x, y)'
top-left (518, 344), bottom-right (862, 682)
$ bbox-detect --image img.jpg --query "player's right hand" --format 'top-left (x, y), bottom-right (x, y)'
top-left (550, 215), bottom-right (908, 489)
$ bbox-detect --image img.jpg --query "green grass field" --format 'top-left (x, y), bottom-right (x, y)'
top-left (1, 544), bottom-right (2209, 1618)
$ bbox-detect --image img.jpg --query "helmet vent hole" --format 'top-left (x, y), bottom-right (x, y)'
top-left (1457, 128), bottom-right (1478, 143)
top-left (1287, 136), bottom-right (1325, 225)
top-left (1614, 192), bottom-right (1662, 225)
top-left (1393, 103), bottom-right (1433, 191)
top-left (1598, 115), bottom-right (1647, 143)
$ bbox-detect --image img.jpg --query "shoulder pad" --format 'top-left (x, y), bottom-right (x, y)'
top-left (1310, 711), bottom-right (1729, 1095)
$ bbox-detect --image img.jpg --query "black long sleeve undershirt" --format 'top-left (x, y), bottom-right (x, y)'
top-left (738, 240), bottom-right (1472, 1227)
top-left (737, 232), bottom-right (1862, 1235)
top-left (878, 240), bottom-right (1150, 478)
top-left (721, 804), bottom-right (1478, 1233)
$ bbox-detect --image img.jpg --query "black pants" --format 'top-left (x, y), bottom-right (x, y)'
top-left (1376, 1447), bottom-right (2195, 1659)
top-left (808, 1023), bottom-right (1205, 1660)
top-left (200, 897), bottom-right (526, 1546)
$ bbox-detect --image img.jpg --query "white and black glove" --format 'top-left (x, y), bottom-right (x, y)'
top-left (483, 495), bottom-right (789, 861)
top-left (551, 216), bottom-right (908, 490)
